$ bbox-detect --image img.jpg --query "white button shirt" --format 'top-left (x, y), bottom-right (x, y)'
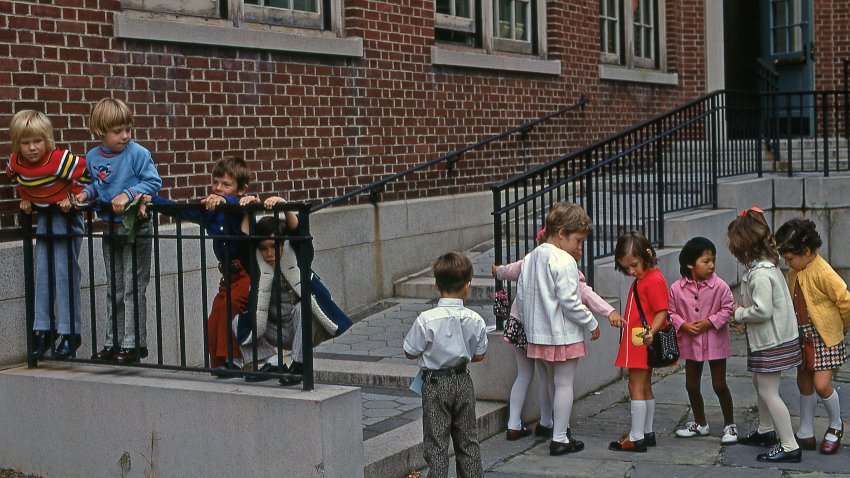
top-left (403, 298), bottom-right (488, 370)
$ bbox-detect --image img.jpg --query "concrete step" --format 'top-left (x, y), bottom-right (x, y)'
top-left (363, 400), bottom-right (506, 478)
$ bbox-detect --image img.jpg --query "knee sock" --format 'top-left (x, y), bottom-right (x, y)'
top-left (551, 360), bottom-right (578, 444)
top-left (629, 400), bottom-right (647, 442)
top-left (508, 350), bottom-right (535, 430)
top-left (536, 360), bottom-right (554, 428)
top-left (797, 392), bottom-right (816, 439)
top-left (822, 390), bottom-right (843, 435)
top-left (644, 399), bottom-right (656, 433)
top-left (755, 372), bottom-right (797, 451)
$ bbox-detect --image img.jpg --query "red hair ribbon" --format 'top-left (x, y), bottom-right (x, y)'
top-left (535, 228), bottom-right (547, 242)
top-left (740, 206), bottom-right (764, 216)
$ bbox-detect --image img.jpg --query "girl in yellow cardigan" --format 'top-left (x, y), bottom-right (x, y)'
top-left (775, 218), bottom-right (850, 455)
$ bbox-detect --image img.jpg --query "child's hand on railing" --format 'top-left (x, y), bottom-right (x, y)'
top-left (19, 199), bottom-right (32, 214)
top-left (263, 196), bottom-right (286, 209)
top-left (70, 191), bottom-right (90, 209)
top-left (111, 192), bottom-right (131, 215)
top-left (57, 197), bottom-right (72, 213)
top-left (201, 194), bottom-right (225, 211)
top-left (239, 195), bottom-right (260, 206)
top-left (491, 264), bottom-right (499, 277)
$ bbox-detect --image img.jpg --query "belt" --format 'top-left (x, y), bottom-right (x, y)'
top-left (424, 363), bottom-right (468, 379)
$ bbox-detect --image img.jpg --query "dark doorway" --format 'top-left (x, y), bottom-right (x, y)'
top-left (723, 0), bottom-right (762, 139)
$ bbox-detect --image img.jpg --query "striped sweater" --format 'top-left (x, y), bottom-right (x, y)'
top-left (6, 149), bottom-right (90, 206)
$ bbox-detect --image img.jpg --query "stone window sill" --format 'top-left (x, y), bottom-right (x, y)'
top-left (113, 13), bottom-right (363, 58)
top-left (432, 47), bottom-right (561, 76)
top-left (599, 64), bottom-right (678, 86)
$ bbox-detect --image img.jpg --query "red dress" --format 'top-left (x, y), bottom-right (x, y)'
top-left (614, 268), bottom-right (669, 369)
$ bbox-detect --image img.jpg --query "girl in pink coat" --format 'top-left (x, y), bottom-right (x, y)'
top-left (669, 237), bottom-right (737, 444)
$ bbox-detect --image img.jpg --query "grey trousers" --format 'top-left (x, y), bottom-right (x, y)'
top-left (102, 221), bottom-right (152, 349)
top-left (421, 372), bottom-right (483, 478)
top-left (34, 212), bottom-right (84, 335)
top-left (240, 302), bottom-right (304, 364)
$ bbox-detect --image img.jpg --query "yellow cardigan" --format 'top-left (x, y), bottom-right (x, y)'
top-left (787, 254), bottom-right (850, 347)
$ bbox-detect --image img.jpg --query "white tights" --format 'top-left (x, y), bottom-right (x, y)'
top-left (542, 359), bottom-right (579, 443)
top-left (753, 372), bottom-right (799, 452)
top-left (507, 347), bottom-right (536, 430)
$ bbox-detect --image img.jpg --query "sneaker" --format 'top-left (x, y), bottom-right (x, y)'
top-left (722, 424), bottom-right (738, 444)
top-left (676, 422), bottom-right (710, 438)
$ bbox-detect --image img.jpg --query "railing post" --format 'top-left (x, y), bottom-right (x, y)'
top-left (294, 203), bottom-right (315, 391)
top-left (710, 94), bottom-right (719, 208)
top-left (654, 121), bottom-right (665, 247)
top-left (583, 151), bottom-right (595, 287)
top-left (22, 213), bottom-right (36, 368)
top-left (823, 92), bottom-right (830, 177)
top-left (843, 59), bottom-right (849, 147)
top-left (492, 187), bottom-right (504, 330)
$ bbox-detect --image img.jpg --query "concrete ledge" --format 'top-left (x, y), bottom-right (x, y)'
top-left (0, 364), bottom-right (363, 478)
top-left (432, 47), bottom-right (561, 76)
top-left (315, 358), bottom-right (419, 389)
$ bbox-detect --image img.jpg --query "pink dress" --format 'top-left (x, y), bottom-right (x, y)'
top-left (668, 273), bottom-right (734, 362)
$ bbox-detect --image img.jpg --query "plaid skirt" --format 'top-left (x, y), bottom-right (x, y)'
top-left (800, 324), bottom-right (847, 371)
top-left (748, 338), bottom-right (802, 373)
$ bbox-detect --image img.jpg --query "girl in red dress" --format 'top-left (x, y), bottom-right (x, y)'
top-left (609, 230), bottom-right (670, 453)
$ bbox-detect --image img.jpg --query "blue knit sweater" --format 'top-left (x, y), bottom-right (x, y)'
top-left (82, 140), bottom-right (162, 222)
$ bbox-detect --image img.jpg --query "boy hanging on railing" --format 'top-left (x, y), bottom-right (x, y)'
top-left (6, 110), bottom-right (91, 360)
top-left (146, 156), bottom-right (297, 376)
top-left (233, 214), bottom-right (340, 385)
top-left (75, 98), bottom-right (162, 364)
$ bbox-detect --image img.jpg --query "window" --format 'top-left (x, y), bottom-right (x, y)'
top-left (435, 0), bottom-right (547, 58)
top-left (770, 0), bottom-right (804, 56)
top-left (598, 0), bottom-right (667, 71)
top-left (243, 0), bottom-right (325, 30)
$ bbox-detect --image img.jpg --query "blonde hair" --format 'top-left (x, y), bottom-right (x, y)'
top-left (726, 209), bottom-right (778, 265)
top-left (89, 98), bottom-right (133, 137)
top-left (542, 202), bottom-right (593, 241)
top-left (9, 110), bottom-right (55, 154)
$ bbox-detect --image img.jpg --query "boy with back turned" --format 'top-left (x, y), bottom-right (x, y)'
top-left (403, 252), bottom-right (488, 478)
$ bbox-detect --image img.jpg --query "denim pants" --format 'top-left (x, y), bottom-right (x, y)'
top-left (34, 212), bottom-right (84, 335)
top-left (101, 221), bottom-right (152, 349)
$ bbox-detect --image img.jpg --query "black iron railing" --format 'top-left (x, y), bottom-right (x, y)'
top-left (22, 202), bottom-right (318, 390)
top-left (757, 58), bottom-right (780, 161)
top-left (311, 95), bottom-right (589, 212)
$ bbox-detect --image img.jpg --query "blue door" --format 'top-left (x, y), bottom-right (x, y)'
top-left (760, 0), bottom-right (814, 134)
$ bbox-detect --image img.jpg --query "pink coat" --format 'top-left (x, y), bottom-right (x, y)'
top-left (668, 273), bottom-right (734, 361)
top-left (496, 260), bottom-right (615, 320)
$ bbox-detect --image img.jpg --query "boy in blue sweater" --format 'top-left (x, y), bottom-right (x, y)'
top-left (75, 98), bottom-right (162, 364)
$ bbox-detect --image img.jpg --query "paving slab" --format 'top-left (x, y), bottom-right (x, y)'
top-left (630, 463), bottom-right (783, 478)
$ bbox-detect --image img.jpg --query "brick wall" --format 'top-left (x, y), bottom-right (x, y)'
top-left (0, 0), bottom-right (709, 231)
top-left (813, 0), bottom-right (850, 91)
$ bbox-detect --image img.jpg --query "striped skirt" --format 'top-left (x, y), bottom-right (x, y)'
top-left (748, 338), bottom-right (802, 373)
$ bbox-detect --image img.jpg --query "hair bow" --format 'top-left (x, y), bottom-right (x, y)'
top-left (535, 228), bottom-right (547, 242)
top-left (740, 206), bottom-right (764, 216)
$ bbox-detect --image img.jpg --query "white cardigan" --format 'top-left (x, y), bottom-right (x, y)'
top-left (732, 260), bottom-right (799, 352)
top-left (517, 243), bottom-right (598, 345)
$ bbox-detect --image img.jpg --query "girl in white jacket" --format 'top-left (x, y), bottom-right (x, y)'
top-left (727, 207), bottom-right (802, 463)
top-left (516, 203), bottom-right (600, 456)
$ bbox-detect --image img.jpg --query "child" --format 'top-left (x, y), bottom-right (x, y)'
top-left (609, 230), bottom-right (669, 453)
top-left (403, 252), bottom-right (488, 478)
top-left (516, 203), bottom-right (601, 455)
top-left (727, 207), bottom-right (802, 463)
top-left (669, 237), bottom-right (737, 444)
top-left (75, 98), bottom-right (162, 364)
top-left (6, 110), bottom-right (90, 359)
top-left (494, 226), bottom-right (621, 442)
top-left (235, 214), bottom-right (337, 385)
top-left (775, 217), bottom-right (849, 455)
top-left (148, 156), bottom-right (285, 374)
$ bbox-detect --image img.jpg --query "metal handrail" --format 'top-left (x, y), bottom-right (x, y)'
top-left (311, 94), bottom-right (589, 212)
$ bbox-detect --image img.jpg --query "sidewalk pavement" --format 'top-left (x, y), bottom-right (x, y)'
top-left (474, 331), bottom-right (850, 478)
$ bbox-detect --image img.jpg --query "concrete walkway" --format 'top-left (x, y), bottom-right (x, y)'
top-left (475, 331), bottom-right (850, 478)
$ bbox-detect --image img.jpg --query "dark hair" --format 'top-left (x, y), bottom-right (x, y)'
top-left (211, 156), bottom-right (251, 189)
top-left (775, 217), bottom-right (822, 255)
top-left (255, 216), bottom-right (283, 237)
top-left (433, 252), bottom-right (473, 294)
top-left (614, 230), bottom-right (657, 275)
top-left (726, 209), bottom-right (777, 265)
top-left (678, 237), bottom-right (716, 278)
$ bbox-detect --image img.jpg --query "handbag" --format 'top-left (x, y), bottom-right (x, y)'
top-left (632, 280), bottom-right (679, 367)
top-left (495, 290), bottom-right (527, 349)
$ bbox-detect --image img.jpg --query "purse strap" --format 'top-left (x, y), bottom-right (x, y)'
top-left (632, 279), bottom-right (649, 329)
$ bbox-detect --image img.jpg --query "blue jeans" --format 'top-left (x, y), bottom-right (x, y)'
top-left (101, 221), bottom-right (152, 349)
top-left (34, 212), bottom-right (84, 335)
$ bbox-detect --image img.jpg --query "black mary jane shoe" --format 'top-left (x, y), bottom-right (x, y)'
top-left (245, 363), bottom-right (286, 383)
top-left (738, 430), bottom-right (778, 447)
top-left (211, 362), bottom-right (243, 379)
top-left (279, 362), bottom-right (303, 386)
top-left (54, 334), bottom-right (82, 359)
top-left (756, 445), bottom-right (802, 463)
top-left (549, 439), bottom-right (585, 456)
top-left (31, 331), bottom-right (55, 360)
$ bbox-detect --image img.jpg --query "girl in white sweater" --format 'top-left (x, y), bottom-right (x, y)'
top-left (516, 203), bottom-right (600, 455)
top-left (727, 207), bottom-right (802, 463)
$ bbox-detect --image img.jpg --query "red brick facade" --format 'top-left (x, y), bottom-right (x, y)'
top-left (1, 1), bottom-right (841, 231)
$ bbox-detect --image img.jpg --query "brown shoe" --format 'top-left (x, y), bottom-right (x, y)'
top-left (820, 424), bottom-right (844, 455)
top-left (534, 423), bottom-right (554, 438)
top-left (94, 346), bottom-right (115, 361)
top-left (795, 434), bottom-right (816, 450)
top-left (506, 427), bottom-right (532, 441)
top-left (609, 433), bottom-right (647, 453)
